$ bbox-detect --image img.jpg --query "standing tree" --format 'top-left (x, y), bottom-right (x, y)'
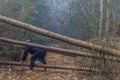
top-left (99, 0), bottom-right (103, 37)
top-left (106, 0), bottom-right (110, 35)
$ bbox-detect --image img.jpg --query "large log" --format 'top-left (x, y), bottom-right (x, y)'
top-left (0, 61), bottom-right (98, 72)
top-left (0, 37), bottom-right (120, 62)
top-left (0, 15), bottom-right (120, 57)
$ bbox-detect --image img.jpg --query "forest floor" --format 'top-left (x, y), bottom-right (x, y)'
top-left (0, 37), bottom-right (120, 80)
top-left (0, 53), bottom-right (80, 80)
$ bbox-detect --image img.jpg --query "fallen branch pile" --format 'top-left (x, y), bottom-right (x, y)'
top-left (0, 15), bottom-right (120, 57)
top-left (0, 37), bottom-right (120, 62)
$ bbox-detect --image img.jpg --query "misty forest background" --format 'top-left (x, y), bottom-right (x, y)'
top-left (0, 0), bottom-right (120, 79)
top-left (0, 0), bottom-right (120, 64)
top-left (0, 0), bottom-right (120, 41)
top-left (0, 0), bottom-right (120, 63)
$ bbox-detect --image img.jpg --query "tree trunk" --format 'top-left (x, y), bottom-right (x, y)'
top-left (106, 0), bottom-right (110, 34)
top-left (0, 61), bottom-right (98, 72)
top-left (99, 0), bottom-right (103, 37)
top-left (0, 15), bottom-right (120, 57)
top-left (0, 37), bottom-right (120, 62)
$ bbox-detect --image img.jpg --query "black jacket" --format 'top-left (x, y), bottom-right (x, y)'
top-left (23, 46), bottom-right (47, 61)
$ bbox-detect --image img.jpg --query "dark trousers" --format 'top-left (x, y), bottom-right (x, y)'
top-left (30, 50), bottom-right (47, 70)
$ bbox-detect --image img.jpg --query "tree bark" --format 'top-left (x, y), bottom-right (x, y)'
top-left (106, 0), bottom-right (110, 33)
top-left (0, 15), bottom-right (120, 57)
top-left (0, 61), bottom-right (98, 72)
top-left (0, 37), bottom-right (120, 62)
top-left (99, 0), bottom-right (103, 37)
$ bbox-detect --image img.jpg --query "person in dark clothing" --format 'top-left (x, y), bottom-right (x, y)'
top-left (22, 40), bottom-right (47, 71)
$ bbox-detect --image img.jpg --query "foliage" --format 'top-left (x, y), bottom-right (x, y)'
top-left (0, 0), bottom-right (37, 60)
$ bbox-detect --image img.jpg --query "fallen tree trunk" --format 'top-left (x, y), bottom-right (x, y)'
top-left (0, 61), bottom-right (98, 72)
top-left (0, 37), bottom-right (120, 62)
top-left (0, 15), bottom-right (120, 57)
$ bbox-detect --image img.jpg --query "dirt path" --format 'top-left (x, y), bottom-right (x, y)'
top-left (0, 52), bottom-right (79, 80)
